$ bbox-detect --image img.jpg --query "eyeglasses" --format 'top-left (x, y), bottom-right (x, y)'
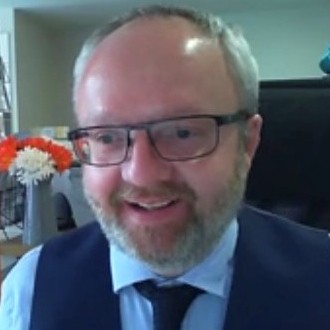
top-left (67, 111), bottom-right (251, 166)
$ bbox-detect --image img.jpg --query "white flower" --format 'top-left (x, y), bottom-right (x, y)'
top-left (9, 147), bottom-right (56, 185)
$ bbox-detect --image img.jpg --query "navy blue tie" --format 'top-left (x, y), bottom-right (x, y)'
top-left (134, 280), bottom-right (203, 330)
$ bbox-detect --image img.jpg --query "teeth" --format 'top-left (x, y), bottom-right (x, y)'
top-left (135, 200), bottom-right (172, 210)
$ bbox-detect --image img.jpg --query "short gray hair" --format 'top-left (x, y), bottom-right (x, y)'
top-left (73, 5), bottom-right (259, 114)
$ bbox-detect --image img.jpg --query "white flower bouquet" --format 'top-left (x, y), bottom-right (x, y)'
top-left (0, 136), bottom-right (73, 185)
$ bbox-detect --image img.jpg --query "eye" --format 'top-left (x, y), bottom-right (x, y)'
top-left (176, 128), bottom-right (192, 139)
top-left (93, 129), bottom-right (126, 145)
top-left (96, 133), bottom-right (114, 144)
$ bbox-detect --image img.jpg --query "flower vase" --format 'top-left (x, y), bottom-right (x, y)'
top-left (22, 178), bottom-right (58, 246)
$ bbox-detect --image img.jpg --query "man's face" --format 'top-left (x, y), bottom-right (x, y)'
top-left (75, 18), bottom-right (261, 275)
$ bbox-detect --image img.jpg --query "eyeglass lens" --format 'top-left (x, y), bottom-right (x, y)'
top-left (72, 117), bottom-right (219, 165)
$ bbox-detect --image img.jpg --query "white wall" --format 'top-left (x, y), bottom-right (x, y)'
top-left (14, 12), bottom-right (62, 131)
top-left (224, 4), bottom-right (330, 79)
top-left (52, 28), bottom-right (90, 127)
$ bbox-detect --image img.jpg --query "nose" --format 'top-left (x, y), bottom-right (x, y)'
top-left (121, 130), bottom-right (173, 187)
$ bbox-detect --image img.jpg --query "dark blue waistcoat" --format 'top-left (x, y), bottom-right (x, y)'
top-left (29, 206), bottom-right (330, 330)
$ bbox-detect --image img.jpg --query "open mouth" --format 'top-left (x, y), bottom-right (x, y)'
top-left (121, 196), bottom-right (187, 226)
top-left (128, 199), bottom-right (177, 211)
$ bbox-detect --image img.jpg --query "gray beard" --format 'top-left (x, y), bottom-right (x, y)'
top-left (84, 152), bottom-right (247, 276)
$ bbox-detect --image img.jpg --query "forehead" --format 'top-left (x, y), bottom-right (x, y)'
top-left (75, 17), bottom-right (238, 126)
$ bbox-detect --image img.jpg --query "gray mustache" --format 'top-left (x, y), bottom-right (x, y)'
top-left (111, 182), bottom-right (196, 204)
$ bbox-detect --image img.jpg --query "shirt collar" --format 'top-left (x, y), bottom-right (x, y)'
top-left (110, 219), bottom-right (238, 298)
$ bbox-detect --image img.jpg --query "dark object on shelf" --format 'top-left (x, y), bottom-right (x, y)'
top-left (54, 192), bottom-right (76, 231)
top-left (246, 77), bottom-right (330, 230)
top-left (0, 173), bottom-right (25, 239)
top-left (320, 47), bottom-right (330, 74)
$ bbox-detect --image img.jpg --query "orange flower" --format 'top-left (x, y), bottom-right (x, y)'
top-left (0, 135), bottom-right (73, 174)
top-left (0, 136), bottom-right (18, 171)
top-left (47, 142), bottom-right (73, 173)
top-left (20, 136), bottom-right (50, 152)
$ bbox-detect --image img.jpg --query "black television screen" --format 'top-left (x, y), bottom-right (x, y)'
top-left (246, 77), bottom-right (330, 206)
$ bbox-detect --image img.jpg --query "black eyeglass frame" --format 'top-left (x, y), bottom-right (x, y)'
top-left (68, 110), bottom-right (252, 166)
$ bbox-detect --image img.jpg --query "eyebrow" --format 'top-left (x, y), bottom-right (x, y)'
top-left (86, 107), bottom-right (215, 124)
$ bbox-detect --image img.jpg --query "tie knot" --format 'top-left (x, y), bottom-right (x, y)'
top-left (135, 280), bottom-right (203, 301)
top-left (134, 280), bottom-right (203, 330)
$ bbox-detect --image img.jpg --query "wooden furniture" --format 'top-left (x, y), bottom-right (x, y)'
top-left (0, 236), bottom-right (32, 297)
top-left (0, 235), bottom-right (32, 258)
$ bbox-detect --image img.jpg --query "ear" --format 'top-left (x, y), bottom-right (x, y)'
top-left (243, 114), bottom-right (263, 169)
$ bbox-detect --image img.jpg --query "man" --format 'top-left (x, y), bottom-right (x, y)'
top-left (1, 5), bottom-right (330, 330)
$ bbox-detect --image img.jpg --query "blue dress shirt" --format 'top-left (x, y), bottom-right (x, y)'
top-left (0, 220), bottom-right (237, 330)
